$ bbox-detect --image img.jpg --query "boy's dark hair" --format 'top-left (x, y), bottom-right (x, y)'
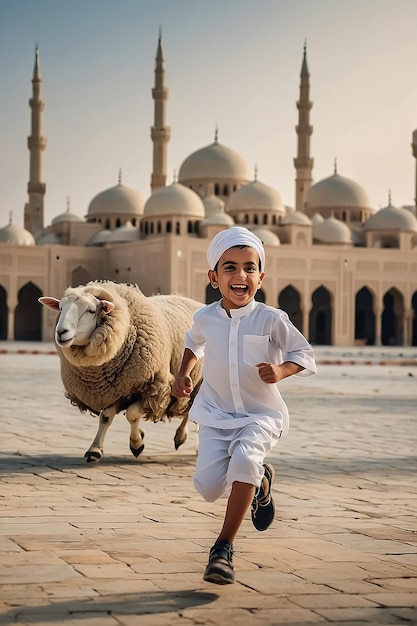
top-left (213, 245), bottom-right (262, 272)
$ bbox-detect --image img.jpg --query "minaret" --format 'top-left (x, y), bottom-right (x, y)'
top-left (150, 31), bottom-right (170, 192)
top-left (24, 46), bottom-right (47, 236)
top-left (412, 130), bottom-right (417, 210)
top-left (294, 42), bottom-right (313, 212)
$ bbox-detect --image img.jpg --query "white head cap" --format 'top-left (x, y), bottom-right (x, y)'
top-left (207, 226), bottom-right (265, 272)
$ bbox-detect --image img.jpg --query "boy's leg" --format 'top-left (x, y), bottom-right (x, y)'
top-left (217, 481), bottom-right (255, 543)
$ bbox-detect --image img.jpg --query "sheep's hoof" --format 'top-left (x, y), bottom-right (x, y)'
top-left (130, 443), bottom-right (145, 458)
top-left (84, 449), bottom-right (103, 463)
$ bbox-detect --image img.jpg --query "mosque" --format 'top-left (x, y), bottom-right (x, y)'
top-left (1, 37), bottom-right (417, 346)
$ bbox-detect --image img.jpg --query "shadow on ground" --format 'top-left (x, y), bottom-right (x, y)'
top-left (0, 590), bottom-right (219, 624)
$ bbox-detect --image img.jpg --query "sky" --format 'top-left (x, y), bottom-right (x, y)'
top-left (1, 0), bottom-right (417, 228)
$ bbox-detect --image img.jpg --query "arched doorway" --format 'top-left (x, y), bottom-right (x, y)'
top-left (381, 288), bottom-right (404, 346)
top-left (412, 291), bottom-right (417, 346)
top-left (355, 287), bottom-right (375, 345)
top-left (278, 285), bottom-right (302, 332)
top-left (206, 284), bottom-right (221, 305)
top-left (15, 282), bottom-right (42, 341)
top-left (0, 285), bottom-right (7, 340)
top-left (309, 286), bottom-right (332, 345)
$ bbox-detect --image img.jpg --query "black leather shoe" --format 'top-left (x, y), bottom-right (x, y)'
top-left (203, 540), bottom-right (235, 584)
top-left (251, 463), bottom-right (275, 531)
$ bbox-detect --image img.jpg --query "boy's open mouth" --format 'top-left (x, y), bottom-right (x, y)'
top-left (231, 284), bottom-right (248, 294)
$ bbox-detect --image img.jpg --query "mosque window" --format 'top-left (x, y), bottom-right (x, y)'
top-left (342, 211), bottom-right (347, 222)
top-left (116, 218), bottom-right (121, 227)
top-left (254, 215), bottom-right (259, 225)
top-left (272, 215), bottom-right (277, 225)
top-left (263, 214), bottom-right (268, 225)
top-left (105, 219), bottom-right (110, 229)
top-left (150, 222), bottom-right (154, 234)
top-left (188, 221), bottom-right (193, 234)
top-left (132, 218), bottom-right (136, 226)
top-left (244, 214), bottom-right (249, 224)
top-left (223, 184), bottom-right (228, 196)
top-left (157, 221), bottom-right (162, 234)
top-left (176, 222), bottom-right (180, 235)
top-left (144, 222), bottom-right (149, 235)
top-left (166, 221), bottom-right (172, 233)
top-left (214, 183), bottom-right (220, 195)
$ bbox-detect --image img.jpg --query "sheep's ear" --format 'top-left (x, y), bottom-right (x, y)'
top-left (101, 300), bottom-right (115, 314)
top-left (38, 297), bottom-right (60, 311)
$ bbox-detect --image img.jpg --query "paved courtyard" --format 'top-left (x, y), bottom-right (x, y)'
top-left (0, 343), bottom-right (416, 625)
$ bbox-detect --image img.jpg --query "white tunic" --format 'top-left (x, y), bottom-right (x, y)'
top-left (185, 299), bottom-right (317, 435)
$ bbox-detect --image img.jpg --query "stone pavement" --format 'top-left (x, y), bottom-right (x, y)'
top-left (0, 343), bottom-right (416, 625)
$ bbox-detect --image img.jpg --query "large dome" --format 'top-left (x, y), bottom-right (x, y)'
top-left (179, 140), bottom-right (251, 181)
top-left (0, 219), bottom-right (35, 246)
top-left (363, 203), bottom-right (417, 232)
top-left (305, 172), bottom-right (372, 209)
top-left (144, 182), bottom-right (205, 218)
top-left (313, 217), bottom-right (353, 244)
top-left (227, 180), bottom-right (285, 214)
top-left (88, 183), bottom-right (145, 217)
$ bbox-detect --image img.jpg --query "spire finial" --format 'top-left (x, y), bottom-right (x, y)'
top-left (158, 25), bottom-right (162, 40)
top-left (214, 124), bottom-right (218, 143)
top-left (388, 189), bottom-right (392, 205)
top-left (66, 196), bottom-right (70, 212)
top-left (334, 157), bottom-right (337, 174)
top-left (254, 164), bottom-right (258, 181)
top-left (9, 211), bottom-right (12, 225)
top-left (304, 38), bottom-right (307, 56)
top-left (118, 168), bottom-right (122, 185)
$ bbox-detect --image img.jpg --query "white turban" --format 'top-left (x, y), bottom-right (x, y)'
top-left (207, 226), bottom-right (265, 271)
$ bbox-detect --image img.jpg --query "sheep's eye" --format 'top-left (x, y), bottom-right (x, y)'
top-left (88, 308), bottom-right (96, 315)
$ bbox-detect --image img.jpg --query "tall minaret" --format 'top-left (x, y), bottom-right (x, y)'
top-left (24, 46), bottom-right (47, 236)
top-left (293, 42), bottom-right (313, 212)
top-left (150, 31), bottom-right (170, 193)
top-left (412, 129), bottom-right (417, 210)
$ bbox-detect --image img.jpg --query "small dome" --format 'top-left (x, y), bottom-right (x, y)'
top-left (203, 194), bottom-right (226, 217)
top-left (306, 172), bottom-right (372, 209)
top-left (313, 217), bottom-right (353, 244)
top-left (107, 221), bottom-right (139, 243)
top-left (179, 140), bottom-right (251, 182)
top-left (281, 211), bottom-right (312, 225)
top-left (311, 212), bottom-right (324, 225)
top-left (249, 227), bottom-right (280, 246)
top-left (200, 211), bottom-right (235, 227)
top-left (363, 203), bottom-right (417, 232)
top-left (285, 205), bottom-right (295, 214)
top-left (88, 183), bottom-right (145, 217)
top-left (227, 180), bottom-right (285, 214)
top-left (52, 206), bottom-right (84, 225)
top-left (0, 218), bottom-right (35, 246)
top-left (37, 231), bottom-right (61, 245)
top-left (144, 182), bottom-right (205, 218)
top-left (85, 229), bottom-right (112, 246)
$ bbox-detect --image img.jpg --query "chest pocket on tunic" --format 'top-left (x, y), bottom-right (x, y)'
top-left (243, 334), bottom-right (270, 367)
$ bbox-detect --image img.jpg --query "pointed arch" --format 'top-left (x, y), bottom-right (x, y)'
top-left (412, 291), bottom-right (417, 346)
top-left (309, 286), bottom-right (332, 345)
top-left (0, 285), bottom-right (7, 340)
top-left (15, 282), bottom-right (42, 341)
top-left (278, 285), bottom-right (302, 332)
top-left (355, 286), bottom-right (375, 345)
top-left (382, 287), bottom-right (404, 346)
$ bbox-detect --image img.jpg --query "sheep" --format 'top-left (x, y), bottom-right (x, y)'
top-left (39, 281), bottom-right (204, 462)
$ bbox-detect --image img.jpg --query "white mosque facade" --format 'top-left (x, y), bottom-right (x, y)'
top-left (1, 40), bottom-right (417, 347)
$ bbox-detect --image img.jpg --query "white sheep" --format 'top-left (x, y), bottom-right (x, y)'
top-left (39, 281), bottom-right (204, 462)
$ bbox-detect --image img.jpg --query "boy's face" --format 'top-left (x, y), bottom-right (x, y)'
top-left (208, 246), bottom-right (265, 313)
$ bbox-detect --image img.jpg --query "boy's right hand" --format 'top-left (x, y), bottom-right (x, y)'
top-left (171, 375), bottom-right (193, 398)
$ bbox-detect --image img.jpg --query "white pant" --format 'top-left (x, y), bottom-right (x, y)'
top-left (193, 422), bottom-right (281, 502)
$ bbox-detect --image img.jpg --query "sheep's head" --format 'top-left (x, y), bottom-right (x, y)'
top-left (39, 288), bottom-right (115, 348)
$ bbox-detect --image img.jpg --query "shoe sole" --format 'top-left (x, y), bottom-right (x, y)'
top-left (204, 571), bottom-right (235, 585)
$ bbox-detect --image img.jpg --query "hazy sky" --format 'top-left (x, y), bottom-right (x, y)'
top-left (1, 0), bottom-right (417, 228)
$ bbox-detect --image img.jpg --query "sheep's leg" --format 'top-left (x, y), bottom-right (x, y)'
top-left (84, 406), bottom-right (116, 463)
top-left (125, 402), bottom-right (146, 457)
top-left (174, 414), bottom-right (189, 450)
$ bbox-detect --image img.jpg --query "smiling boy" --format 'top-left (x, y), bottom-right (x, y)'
top-left (172, 226), bottom-right (316, 584)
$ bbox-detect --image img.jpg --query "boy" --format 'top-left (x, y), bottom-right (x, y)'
top-left (171, 226), bottom-right (316, 585)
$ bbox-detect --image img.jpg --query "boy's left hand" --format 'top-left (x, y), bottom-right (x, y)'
top-left (256, 362), bottom-right (283, 384)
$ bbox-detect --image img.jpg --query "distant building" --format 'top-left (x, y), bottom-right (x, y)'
top-left (1, 39), bottom-right (416, 346)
